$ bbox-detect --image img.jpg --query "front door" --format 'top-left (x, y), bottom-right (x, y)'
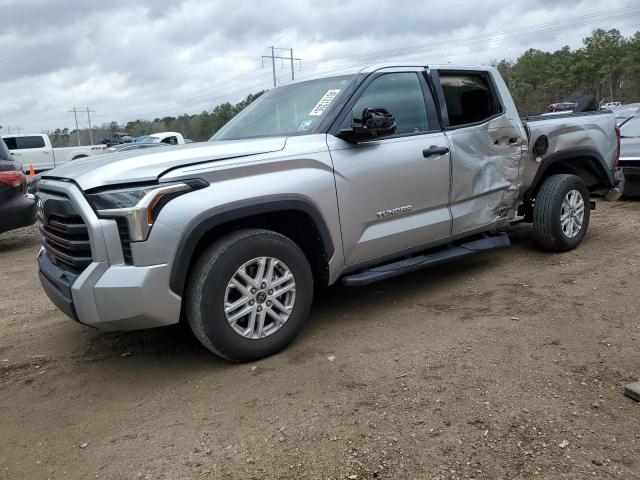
top-left (328, 70), bottom-right (452, 266)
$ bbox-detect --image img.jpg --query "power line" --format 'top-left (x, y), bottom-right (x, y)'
top-left (109, 68), bottom-right (268, 118)
top-left (301, 5), bottom-right (640, 68)
top-left (144, 5), bottom-right (640, 117)
top-left (93, 5), bottom-right (640, 124)
top-left (94, 6), bottom-right (640, 122)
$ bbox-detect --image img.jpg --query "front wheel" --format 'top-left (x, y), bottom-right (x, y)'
top-left (185, 229), bottom-right (313, 362)
top-left (533, 174), bottom-right (590, 251)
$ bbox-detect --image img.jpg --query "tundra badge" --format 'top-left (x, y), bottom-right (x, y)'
top-left (377, 205), bottom-right (413, 219)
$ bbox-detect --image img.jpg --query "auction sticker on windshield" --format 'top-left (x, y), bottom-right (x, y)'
top-left (309, 89), bottom-right (341, 116)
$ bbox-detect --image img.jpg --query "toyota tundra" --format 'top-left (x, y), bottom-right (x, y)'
top-left (35, 64), bottom-right (624, 361)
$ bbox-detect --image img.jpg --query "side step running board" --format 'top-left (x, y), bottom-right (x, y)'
top-left (342, 233), bottom-right (510, 287)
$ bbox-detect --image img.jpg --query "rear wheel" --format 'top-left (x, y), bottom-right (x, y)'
top-left (185, 229), bottom-right (313, 362)
top-left (533, 174), bottom-right (590, 251)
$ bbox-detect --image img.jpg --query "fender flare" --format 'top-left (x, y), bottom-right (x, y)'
top-left (525, 147), bottom-right (614, 199)
top-left (169, 196), bottom-right (335, 296)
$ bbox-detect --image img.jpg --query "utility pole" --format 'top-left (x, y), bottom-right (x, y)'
top-left (68, 107), bottom-right (95, 145)
top-left (270, 46), bottom-right (276, 88)
top-left (69, 107), bottom-right (81, 145)
top-left (261, 47), bottom-right (301, 87)
top-left (290, 48), bottom-right (295, 81)
top-left (85, 107), bottom-right (95, 145)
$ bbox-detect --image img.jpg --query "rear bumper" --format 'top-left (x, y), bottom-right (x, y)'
top-left (0, 195), bottom-right (35, 234)
top-left (604, 168), bottom-right (625, 201)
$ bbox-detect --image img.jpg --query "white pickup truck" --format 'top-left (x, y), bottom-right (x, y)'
top-left (1, 133), bottom-right (105, 173)
top-left (135, 131), bottom-right (190, 145)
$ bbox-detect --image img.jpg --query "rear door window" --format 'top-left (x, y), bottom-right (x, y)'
top-left (438, 73), bottom-right (502, 127)
top-left (3, 137), bottom-right (17, 150)
top-left (5, 136), bottom-right (46, 149)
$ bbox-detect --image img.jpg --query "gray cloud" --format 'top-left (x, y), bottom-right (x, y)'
top-left (0, 0), bottom-right (638, 133)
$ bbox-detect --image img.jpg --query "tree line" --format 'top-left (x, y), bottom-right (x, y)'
top-left (50, 28), bottom-right (639, 147)
top-left (494, 28), bottom-right (640, 115)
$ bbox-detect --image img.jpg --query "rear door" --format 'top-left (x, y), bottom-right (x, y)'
top-left (432, 69), bottom-right (526, 235)
top-left (328, 68), bottom-right (452, 266)
top-left (3, 135), bottom-right (54, 171)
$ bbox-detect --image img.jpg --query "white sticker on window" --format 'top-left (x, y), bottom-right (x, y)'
top-left (308, 89), bottom-right (341, 116)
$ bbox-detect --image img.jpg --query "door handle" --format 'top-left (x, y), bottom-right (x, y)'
top-left (423, 146), bottom-right (449, 158)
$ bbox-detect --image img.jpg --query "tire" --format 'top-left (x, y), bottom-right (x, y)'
top-left (185, 229), bottom-right (313, 362)
top-left (533, 174), bottom-right (590, 251)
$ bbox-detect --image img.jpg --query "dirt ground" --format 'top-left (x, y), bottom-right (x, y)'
top-left (0, 201), bottom-right (639, 480)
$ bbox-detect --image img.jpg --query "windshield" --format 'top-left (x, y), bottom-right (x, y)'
top-left (212, 75), bottom-right (354, 141)
top-left (137, 135), bottom-right (161, 143)
top-left (620, 116), bottom-right (640, 137)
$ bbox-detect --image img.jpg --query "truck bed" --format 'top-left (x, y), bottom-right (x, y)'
top-left (518, 109), bottom-right (618, 197)
top-left (522, 109), bottom-right (613, 123)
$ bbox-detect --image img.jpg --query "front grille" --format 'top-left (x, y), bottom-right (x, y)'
top-left (37, 190), bottom-right (92, 274)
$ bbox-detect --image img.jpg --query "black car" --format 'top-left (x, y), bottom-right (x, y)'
top-left (100, 132), bottom-right (135, 147)
top-left (0, 137), bottom-right (35, 234)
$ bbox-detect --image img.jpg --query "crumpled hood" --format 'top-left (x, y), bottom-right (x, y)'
top-left (620, 137), bottom-right (640, 160)
top-left (44, 137), bottom-right (286, 191)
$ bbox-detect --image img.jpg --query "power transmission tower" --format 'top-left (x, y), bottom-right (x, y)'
top-left (68, 107), bottom-right (96, 145)
top-left (68, 107), bottom-right (81, 146)
top-left (3, 126), bottom-right (21, 134)
top-left (261, 47), bottom-right (301, 87)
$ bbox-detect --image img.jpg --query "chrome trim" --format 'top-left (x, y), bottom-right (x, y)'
top-left (97, 183), bottom-right (190, 241)
top-left (37, 179), bottom-right (108, 262)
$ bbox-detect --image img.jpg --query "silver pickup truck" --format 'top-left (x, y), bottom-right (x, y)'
top-left (35, 64), bottom-right (623, 361)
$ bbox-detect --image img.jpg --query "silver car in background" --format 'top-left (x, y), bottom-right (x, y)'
top-left (619, 114), bottom-right (640, 196)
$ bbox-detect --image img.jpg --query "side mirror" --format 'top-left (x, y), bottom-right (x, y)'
top-left (339, 108), bottom-right (397, 143)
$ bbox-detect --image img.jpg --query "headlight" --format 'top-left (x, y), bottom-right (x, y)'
top-left (86, 179), bottom-right (207, 241)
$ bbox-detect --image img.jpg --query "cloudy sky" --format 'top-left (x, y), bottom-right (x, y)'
top-left (1, 0), bottom-right (639, 135)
